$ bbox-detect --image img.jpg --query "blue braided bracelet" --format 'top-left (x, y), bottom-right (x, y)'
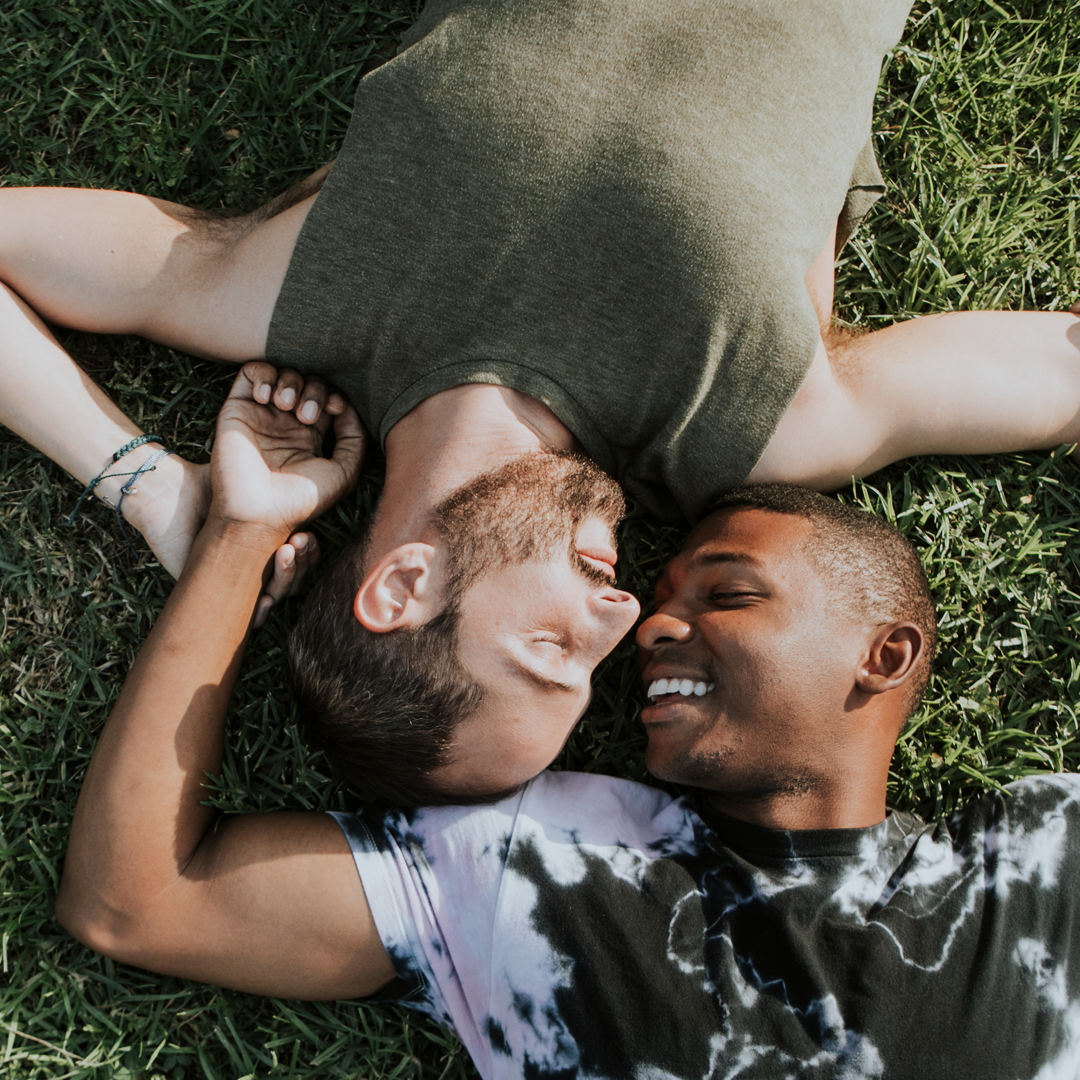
top-left (66, 435), bottom-right (173, 556)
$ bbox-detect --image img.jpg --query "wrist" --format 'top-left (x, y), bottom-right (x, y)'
top-left (90, 439), bottom-right (176, 516)
top-left (201, 509), bottom-right (293, 558)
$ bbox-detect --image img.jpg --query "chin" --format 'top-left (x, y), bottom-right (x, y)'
top-left (645, 747), bottom-right (725, 789)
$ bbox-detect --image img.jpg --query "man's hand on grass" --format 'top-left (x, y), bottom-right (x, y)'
top-left (209, 362), bottom-right (367, 624)
top-left (252, 529), bottom-right (320, 628)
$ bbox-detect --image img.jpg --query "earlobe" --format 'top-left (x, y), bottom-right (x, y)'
top-left (353, 543), bottom-right (441, 633)
top-left (856, 623), bottom-right (925, 695)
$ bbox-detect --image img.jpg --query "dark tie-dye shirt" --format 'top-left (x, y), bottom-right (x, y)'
top-left (333, 771), bottom-right (1080, 1079)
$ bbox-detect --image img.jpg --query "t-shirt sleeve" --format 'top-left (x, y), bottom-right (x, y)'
top-left (835, 137), bottom-right (887, 256)
top-left (329, 772), bottom-right (691, 1079)
top-left (329, 796), bottom-right (524, 1058)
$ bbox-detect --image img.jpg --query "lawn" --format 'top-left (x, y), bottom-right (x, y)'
top-left (2, 0), bottom-right (1080, 1076)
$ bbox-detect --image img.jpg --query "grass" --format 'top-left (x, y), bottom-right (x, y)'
top-left (1, 0), bottom-right (1080, 1076)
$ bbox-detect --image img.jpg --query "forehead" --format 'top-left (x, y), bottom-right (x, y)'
top-left (663, 507), bottom-right (817, 583)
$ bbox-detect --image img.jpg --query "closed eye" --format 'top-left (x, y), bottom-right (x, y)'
top-left (709, 591), bottom-right (759, 606)
top-left (532, 636), bottom-right (567, 650)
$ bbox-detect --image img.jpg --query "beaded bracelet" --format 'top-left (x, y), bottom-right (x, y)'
top-left (66, 435), bottom-right (173, 555)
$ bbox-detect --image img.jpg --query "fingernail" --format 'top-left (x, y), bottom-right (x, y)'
top-left (293, 534), bottom-right (308, 551)
top-left (256, 384), bottom-right (271, 403)
top-left (300, 401), bottom-right (318, 422)
top-left (280, 389), bottom-right (295, 408)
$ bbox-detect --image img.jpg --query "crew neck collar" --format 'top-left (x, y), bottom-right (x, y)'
top-left (692, 795), bottom-right (916, 860)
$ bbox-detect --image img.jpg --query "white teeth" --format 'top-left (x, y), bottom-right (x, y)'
top-left (647, 678), bottom-right (715, 701)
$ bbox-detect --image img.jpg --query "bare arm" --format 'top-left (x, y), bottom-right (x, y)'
top-left (55, 368), bottom-right (393, 1000)
top-left (750, 310), bottom-right (1080, 490)
top-left (0, 183), bottom-right (328, 577)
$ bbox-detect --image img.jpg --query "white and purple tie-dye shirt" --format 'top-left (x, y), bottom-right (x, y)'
top-left (333, 770), bottom-right (1080, 1080)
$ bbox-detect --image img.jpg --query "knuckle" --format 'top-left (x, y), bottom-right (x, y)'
top-left (244, 360), bottom-right (274, 381)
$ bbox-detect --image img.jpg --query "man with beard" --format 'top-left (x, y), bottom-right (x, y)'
top-left (8, 0), bottom-right (1080, 801)
top-left (60, 443), bottom-right (1080, 1077)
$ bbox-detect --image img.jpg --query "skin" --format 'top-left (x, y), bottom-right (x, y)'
top-left (57, 478), bottom-right (927, 1003)
top-left (3, 178), bottom-right (1080, 781)
top-left (433, 522), bottom-right (640, 793)
top-left (56, 366), bottom-right (398, 1000)
top-left (636, 507), bottom-right (925, 831)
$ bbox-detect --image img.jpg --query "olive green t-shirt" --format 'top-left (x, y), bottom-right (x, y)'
top-left (268, 0), bottom-right (911, 521)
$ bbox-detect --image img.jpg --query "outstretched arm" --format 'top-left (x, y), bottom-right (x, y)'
top-left (54, 366), bottom-right (394, 1000)
top-left (0, 180), bottom-right (328, 577)
top-left (750, 309), bottom-right (1080, 489)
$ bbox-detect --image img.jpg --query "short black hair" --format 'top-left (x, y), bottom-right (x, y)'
top-left (704, 484), bottom-right (937, 713)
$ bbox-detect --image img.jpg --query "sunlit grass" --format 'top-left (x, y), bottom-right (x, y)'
top-left (2, 0), bottom-right (1080, 1076)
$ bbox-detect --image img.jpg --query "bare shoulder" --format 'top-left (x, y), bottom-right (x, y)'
top-left (145, 164), bottom-right (336, 363)
top-left (746, 331), bottom-right (876, 492)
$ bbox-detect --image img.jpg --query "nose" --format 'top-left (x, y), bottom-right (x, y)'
top-left (589, 585), bottom-right (641, 635)
top-left (636, 609), bottom-right (693, 650)
top-left (575, 588), bottom-right (642, 673)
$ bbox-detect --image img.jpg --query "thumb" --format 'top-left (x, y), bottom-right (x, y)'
top-left (328, 403), bottom-right (368, 485)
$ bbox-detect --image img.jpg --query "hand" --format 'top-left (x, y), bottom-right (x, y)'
top-left (252, 530), bottom-right (322, 629)
top-left (210, 363), bottom-right (366, 540)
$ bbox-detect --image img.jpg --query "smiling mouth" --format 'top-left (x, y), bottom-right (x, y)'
top-left (646, 678), bottom-right (715, 703)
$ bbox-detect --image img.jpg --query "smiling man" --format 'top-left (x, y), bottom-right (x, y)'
top-left (10, 0), bottom-right (1080, 805)
top-left (60, 476), bottom-right (1080, 1078)
top-left (289, 448), bottom-right (639, 802)
top-left (638, 484), bottom-right (935, 827)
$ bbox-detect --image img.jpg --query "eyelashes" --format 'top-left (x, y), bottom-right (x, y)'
top-left (574, 554), bottom-right (614, 588)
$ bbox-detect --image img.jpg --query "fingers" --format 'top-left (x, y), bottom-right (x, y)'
top-left (252, 531), bottom-right (321, 629)
top-left (238, 361), bottom-right (346, 425)
top-left (327, 400), bottom-right (369, 484)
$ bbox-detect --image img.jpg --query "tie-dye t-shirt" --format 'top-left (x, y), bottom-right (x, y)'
top-left (333, 771), bottom-right (1080, 1080)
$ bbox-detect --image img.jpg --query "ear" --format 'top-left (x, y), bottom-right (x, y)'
top-left (855, 622), bottom-right (925, 696)
top-left (353, 543), bottom-right (443, 633)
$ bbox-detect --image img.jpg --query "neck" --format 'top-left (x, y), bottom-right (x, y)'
top-left (705, 742), bottom-right (894, 831)
top-left (369, 385), bottom-right (582, 560)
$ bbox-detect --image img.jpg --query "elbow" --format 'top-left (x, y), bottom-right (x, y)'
top-left (54, 868), bottom-right (91, 942)
top-left (55, 868), bottom-right (142, 961)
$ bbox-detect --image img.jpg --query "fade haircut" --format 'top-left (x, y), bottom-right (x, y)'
top-left (288, 536), bottom-right (486, 807)
top-left (705, 484), bottom-right (937, 714)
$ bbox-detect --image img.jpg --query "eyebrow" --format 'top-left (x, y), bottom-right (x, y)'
top-left (508, 658), bottom-right (579, 695)
top-left (689, 550), bottom-right (763, 570)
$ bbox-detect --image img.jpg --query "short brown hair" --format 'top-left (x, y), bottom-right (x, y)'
top-left (705, 484), bottom-right (937, 713)
top-left (288, 537), bottom-right (485, 807)
top-left (290, 451), bottom-right (625, 807)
